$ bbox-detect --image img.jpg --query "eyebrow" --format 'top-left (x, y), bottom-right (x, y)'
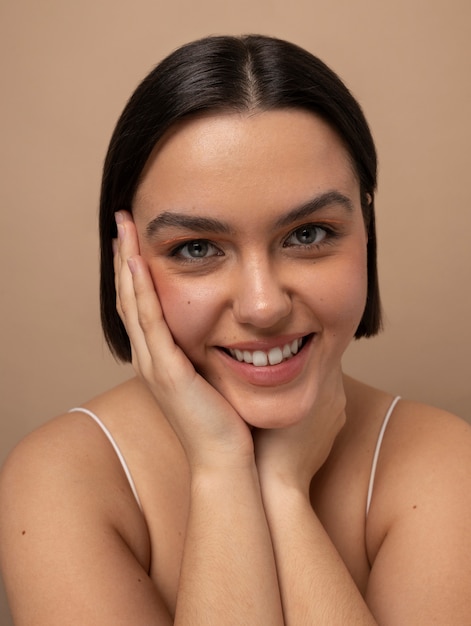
top-left (146, 212), bottom-right (234, 239)
top-left (274, 191), bottom-right (353, 228)
top-left (145, 190), bottom-right (353, 240)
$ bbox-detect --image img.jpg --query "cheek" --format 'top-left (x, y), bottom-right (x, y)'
top-left (150, 270), bottom-right (220, 358)
top-left (314, 253), bottom-right (368, 334)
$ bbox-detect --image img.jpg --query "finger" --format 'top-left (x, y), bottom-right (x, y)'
top-left (115, 215), bottom-right (199, 393)
top-left (112, 238), bottom-right (124, 321)
top-left (114, 213), bottom-right (151, 369)
top-left (116, 213), bottom-right (188, 368)
top-left (126, 254), bottom-right (185, 374)
top-left (116, 212), bottom-right (141, 322)
top-left (114, 216), bottom-right (134, 323)
top-left (113, 219), bottom-right (251, 464)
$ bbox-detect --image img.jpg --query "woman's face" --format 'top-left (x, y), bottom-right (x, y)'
top-left (133, 109), bottom-right (368, 428)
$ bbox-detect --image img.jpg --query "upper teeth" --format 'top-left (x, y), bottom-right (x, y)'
top-left (228, 338), bottom-right (303, 367)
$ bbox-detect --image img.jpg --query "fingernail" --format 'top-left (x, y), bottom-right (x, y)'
top-left (115, 212), bottom-right (124, 224)
top-left (127, 257), bottom-right (137, 274)
top-left (117, 223), bottom-right (124, 240)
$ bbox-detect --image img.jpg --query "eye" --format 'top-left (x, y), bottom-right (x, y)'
top-left (172, 239), bottom-right (222, 259)
top-left (284, 225), bottom-right (327, 247)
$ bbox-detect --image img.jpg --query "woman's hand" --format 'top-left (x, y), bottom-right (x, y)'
top-left (254, 368), bottom-right (346, 496)
top-left (114, 211), bottom-right (254, 472)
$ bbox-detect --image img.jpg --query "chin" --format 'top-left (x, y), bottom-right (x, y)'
top-left (221, 384), bottom-right (320, 430)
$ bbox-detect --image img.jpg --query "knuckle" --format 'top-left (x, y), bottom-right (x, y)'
top-left (119, 297), bottom-right (133, 319)
top-left (137, 308), bottom-right (154, 332)
top-left (118, 295), bottom-right (128, 313)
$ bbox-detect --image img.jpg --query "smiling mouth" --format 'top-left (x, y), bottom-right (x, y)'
top-left (223, 335), bottom-right (312, 367)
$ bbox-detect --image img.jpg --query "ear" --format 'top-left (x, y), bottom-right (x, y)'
top-left (362, 193), bottom-right (373, 241)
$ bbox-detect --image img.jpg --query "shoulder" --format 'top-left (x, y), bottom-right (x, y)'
top-left (0, 376), bottom-right (180, 514)
top-left (367, 396), bottom-right (471, 558)
top-left (82, 376), bottom-right (188, 491)
top-left (377, 398), bottom-right (471, 490)
top-left (344, 376), bottom-right (470, 463)
top-left (362, 398), bottom-right (471, 621)
top-left (0, 409), bottom-right (117, 504)
top-left (0, 379), bottom-right (155, 566)
top-left (0, 377), bottom-right (148, 497)
top-left (0, 380), bottom-right (179, 623)
top-left (0, 375), bottom-right (187, 547)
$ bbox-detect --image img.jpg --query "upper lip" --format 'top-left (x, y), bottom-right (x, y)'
top-left (220, 333), bottom-right (313, 351)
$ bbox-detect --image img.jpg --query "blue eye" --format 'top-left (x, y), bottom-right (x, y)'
top-left (173, 240), bottom-right (221, 259)
top-left (285, 225), bottom-right (327, 247)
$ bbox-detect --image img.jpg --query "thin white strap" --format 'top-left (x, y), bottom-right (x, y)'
top-left (69, 407), bottom-right (143, 513)
top-left (366, 396), bottom-right (401, 517)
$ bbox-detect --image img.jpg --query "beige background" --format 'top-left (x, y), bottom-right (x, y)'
top-left (1, 0), bottom-right (470, 622)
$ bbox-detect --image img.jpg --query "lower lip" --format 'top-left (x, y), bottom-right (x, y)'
top-left (217, 335), bottom-right (314, 387)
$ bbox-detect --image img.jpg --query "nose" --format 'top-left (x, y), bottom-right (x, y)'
top-left (233, 257), bottom-right (292, 328)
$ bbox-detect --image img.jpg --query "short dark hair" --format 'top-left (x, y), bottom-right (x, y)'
top-left (100, 34), bottom-right (382, 362)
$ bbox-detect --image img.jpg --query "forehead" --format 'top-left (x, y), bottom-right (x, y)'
top-left (134, 109), bottom-right (358, 220)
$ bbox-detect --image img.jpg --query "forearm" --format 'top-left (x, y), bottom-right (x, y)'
top-left (261, 483), bottom-right (376, 625)
top-left (174, 465), bottom-right (284, 625)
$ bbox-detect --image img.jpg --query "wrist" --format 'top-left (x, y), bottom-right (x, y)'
top-left (259, 479), bottom-right (316, 533)
top-left (258, 469), bottom-right (311, 505)
top-left (256, 451), bottom-right (313, 495)
top-left (190, 459), bottom-right (260, 489)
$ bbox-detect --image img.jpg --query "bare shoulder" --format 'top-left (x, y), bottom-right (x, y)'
top-left (0, 381), bottom-right (150, 555)
top-left (0, 378), bottom-right (175, 624)
top-left (368, 397), bottom-right (471, 535)
top-left (0, 376), bottom-right (179, 535)
top-left (376, 398), bottom-right (470, 501)
top-left (344, 375), bottom-right (470, 465)
top-left (365, 397), bottom-right (471, 623)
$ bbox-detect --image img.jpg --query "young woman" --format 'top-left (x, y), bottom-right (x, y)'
top-left (1, 35), bottom-right (470, 625)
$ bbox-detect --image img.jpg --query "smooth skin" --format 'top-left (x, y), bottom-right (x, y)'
top-left (1, 110), bottom-right (471, 625)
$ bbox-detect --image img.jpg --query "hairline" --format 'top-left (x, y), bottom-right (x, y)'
top-left (132, 105), bottom-right (364, 216)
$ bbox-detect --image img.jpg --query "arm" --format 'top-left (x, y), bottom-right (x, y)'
top-left (254, 387), bottom-right (377, 625)
top-left (365, 404), bottom-right (471, 624)
top-left (0, 402), bottom-right (282, 626)
top-left (176, 467), bottom-right (282, 625)
top-left (255, 399), bottom-right (471, 625)
top-left (0, 210), bottom-right (283, 626)
top-left (0, 417), bottom-right (173, 625)
top-left (115, 212), bottom-right (284, 625)
top-left (260, 482), bottom-right (376, 625)
top-left (116, 211), bottom-right (375, 624)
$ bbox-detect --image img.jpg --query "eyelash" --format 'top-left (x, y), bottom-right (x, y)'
top-left (169, 240), bottom-right (223, 261)
top-left (168, 223), bottom-right (341, 262)
top-left (282, 223), bottom-right (339, 249)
